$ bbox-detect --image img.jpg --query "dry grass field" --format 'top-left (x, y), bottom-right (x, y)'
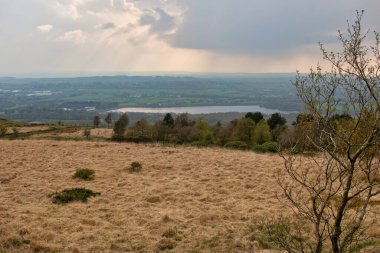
top-left (0, 139), bottom-right (378, 253)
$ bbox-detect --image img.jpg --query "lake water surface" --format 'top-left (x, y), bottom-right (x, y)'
top-left (112, 105), bottom-right (298, 115)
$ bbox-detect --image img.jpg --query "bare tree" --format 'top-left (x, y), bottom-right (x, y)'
top-left (278, 11), bottom-right (380, 253)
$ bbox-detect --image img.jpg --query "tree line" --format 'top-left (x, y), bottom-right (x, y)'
top-left (93, 111), bottom-right (289, 152)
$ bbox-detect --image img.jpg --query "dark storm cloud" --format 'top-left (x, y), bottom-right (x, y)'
top-left (166, 0), bottom-right (380, 55)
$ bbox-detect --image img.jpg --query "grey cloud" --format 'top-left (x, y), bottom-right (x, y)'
top-left (97, 22), bottom-right (116, 30)
top-left (139, 8), bottom-right (177, 35)
top-left (140, 12), bottom-right (156, 26)
top-left (166, 0), bottom-right (380, 56)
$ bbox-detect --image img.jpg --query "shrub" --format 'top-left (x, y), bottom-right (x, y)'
top-left (255, 217), bottom-right (309, 250)
top-left (200, 129), bottom-right (214, 145)
top-left (0, 126), bottom-right (7, 137)
top-left (129, 161), bottom-right (142, 172)
top-left (289, 146), bottom-right (302, 155)
top-left (253, 142), bottom-right (280, 153)
top-left (125, 136), bottom-right (153, 143)
top-left (224, 141), bottom-right (249, 150)
top-left (189, 141), bottom-right (208, 147)
top-left (83, 128), bottom-right (91, 138)
top-left (250, 217), bottom-right (313, 253)
top-left (12, 127), bottom-right (19, 138)
top-left (51, 188), bottom-right (100, 204)
top-left (111, 134), bottom-right (127, 142)
top-left (157, 238), bottom-right (176, 251)
top-left (162, 228), bottom-right (177, 238)
top-left (73, 168), bottom-right (95, 180)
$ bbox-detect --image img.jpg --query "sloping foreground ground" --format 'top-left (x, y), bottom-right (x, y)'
top-left (0, 140), bottom-right (378, 253)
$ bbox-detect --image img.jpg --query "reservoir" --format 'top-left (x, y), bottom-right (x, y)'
top-left (111, 105), bottom-right (298, 115)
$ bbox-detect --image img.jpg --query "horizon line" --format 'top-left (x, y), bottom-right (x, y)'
top-left (0, 71), bottom-right (301, 79)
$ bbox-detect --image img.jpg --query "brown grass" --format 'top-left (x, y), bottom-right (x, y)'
top-left (0, 139), bottom-right (378, 252)
top-left (15, 126), bottom-right (51, 133)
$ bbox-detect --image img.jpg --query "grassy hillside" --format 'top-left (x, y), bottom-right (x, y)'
top-left (0, 139), bottom-right (378, 252)
top-left (0, 140), bottom-right (285, 252)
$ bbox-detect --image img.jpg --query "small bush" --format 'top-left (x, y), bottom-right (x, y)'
top-left (12, 127), bottom-right (19, 138)
top-left (189, 141), bottom-right (207, 147)
top-left (73, 168), bottom-right (95, 180)
top-left (0, 126), bottom-right (7, 137)
top-left (254, 217), bottom-right (310, 251)
top-left (129, 161), bottom-right (142, 172)
top-left (253, 142), bottom-right (280, 153)
top-left (125, 136), bottom-right (153, 143)
top-left (51, 188), bottom-right (100, 204)
top-left (157, 238), bottom-right (176, 251)
top-left (162, 228), bottom-right (177, 238)
top-left (224, 141), bottom-right (249, 150)
top-left (83, 128), bottom-right (91, 138)
top-left (111, 134), bottom-right (127, 142)
top-left (289, 146), bottom-right (302, 154)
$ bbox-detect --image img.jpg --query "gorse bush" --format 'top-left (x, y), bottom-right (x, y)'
top-left (12, 127), bottom-right (19, 138)
top-left (0, 126), bottom-right (7, 137)
top-left (51, 188), bottom-right (100, 204)
top-left (129, 161), bottom-right (142, 172)
top-left (253, 142), bottom-right (280, 153)
top-left (73, 168), bottom-right (95, 180)
top-left (111, 134), bottom-right (127, 142)
top-left (125, 135), bottom-right (153, 143)
top-left (224, 141), bottom-right (249, 150)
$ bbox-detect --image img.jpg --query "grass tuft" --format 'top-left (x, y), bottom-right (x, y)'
top-left (129, 161), bottom-right (142, 172)
top-left (73, 168), bottom-right (95, 180)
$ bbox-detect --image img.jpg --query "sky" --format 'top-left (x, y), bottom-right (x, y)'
top-left (0, 0), bottom-right (379, 75)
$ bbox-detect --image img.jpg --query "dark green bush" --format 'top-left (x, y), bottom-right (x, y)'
top-left (253, 142), bottom-right (280, 153)
top-left (129, 161), bottom-right (142, 172)
top-left (224, 141), bottom-right (249, 150)
top-left (12, 127), bottom-right (19, 138)
top-left (111, 134), bottom-right (127, 142)
top-left (73, 168), bottom-right (95, 180)
top-left (189, 141), bottom-right (208, 147)
top-left (289, 146), bottom-right (302, 155)
top-left (126, 136), bottom-right (153, 143)
top-left (0, 126), bottom-right (7, 137)
top-left (51, 188), bottom-right (100, 204)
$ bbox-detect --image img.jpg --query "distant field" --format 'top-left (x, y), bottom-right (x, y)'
top-left (0, 75), bottom-right (302, 123)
